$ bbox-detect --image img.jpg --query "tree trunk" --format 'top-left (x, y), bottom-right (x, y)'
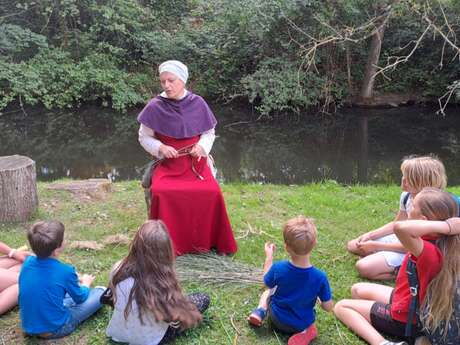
top-left (346, 42), bottom-right (353, 93)
top-left (360, 23), bottom-right (386, 100)
top-left (0, 155), bottom-right (38, 222)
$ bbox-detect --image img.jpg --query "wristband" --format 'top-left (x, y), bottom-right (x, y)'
top-left (8, 249), bottom-right (16, 259)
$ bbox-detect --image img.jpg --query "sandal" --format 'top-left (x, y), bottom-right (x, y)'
top-left (247, 307), bottom-right (267, 327)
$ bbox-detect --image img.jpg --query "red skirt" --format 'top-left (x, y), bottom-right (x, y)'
top-left (149, 133), bottom-right (237, 255)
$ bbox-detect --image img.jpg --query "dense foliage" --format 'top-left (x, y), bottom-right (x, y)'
top-left (0, 0), bottom-right (459, 114)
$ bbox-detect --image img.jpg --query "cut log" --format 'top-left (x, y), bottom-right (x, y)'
top-left (0, 155), bottom-right (38, 222)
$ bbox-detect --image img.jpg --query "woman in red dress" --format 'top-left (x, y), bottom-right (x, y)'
top-left (137, 60), bottom-right (237, 256)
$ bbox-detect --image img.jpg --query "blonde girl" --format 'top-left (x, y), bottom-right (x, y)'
top-left (106, 220), bottom-right (210, 345)
top-left (347, 155), bottom-right (447, 280)
top-left (335, 188), bottom-right (459, 345)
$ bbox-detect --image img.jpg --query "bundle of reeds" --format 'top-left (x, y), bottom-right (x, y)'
top-left (175, 253), bottom-right (264, 287)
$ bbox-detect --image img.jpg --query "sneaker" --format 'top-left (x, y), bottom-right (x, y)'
top-left (288, 324), bottom-right (318, 345)
top-left (247, 307), bottom-right (267, 327)
top-left (99, 287), bottom-right (114, 307)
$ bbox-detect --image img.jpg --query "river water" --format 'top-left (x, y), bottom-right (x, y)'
top-left (1, 105), bottom-right (460, 185)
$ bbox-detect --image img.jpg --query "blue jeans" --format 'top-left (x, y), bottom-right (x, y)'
top-left (47, 287), bottom-right (104, 339)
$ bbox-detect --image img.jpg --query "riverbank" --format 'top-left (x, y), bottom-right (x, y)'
top-left (1, 181), bottom-right (458, 344)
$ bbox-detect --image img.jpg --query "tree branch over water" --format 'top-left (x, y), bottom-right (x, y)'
top-left (281, 0), bottom-right (460, 112)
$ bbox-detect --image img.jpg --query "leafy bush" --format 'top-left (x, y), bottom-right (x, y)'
top-left (0, 48), bottom-right (153, 111)
top-left (242, 58), bottom-right (347, 116)
top-left (0, 0), bottom-right (459, 115)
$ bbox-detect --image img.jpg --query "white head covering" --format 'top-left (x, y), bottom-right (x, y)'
top-left (158, 60), bottom-right (188, 84)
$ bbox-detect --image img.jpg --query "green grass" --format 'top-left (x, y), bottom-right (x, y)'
top-left (2, 181), bottom-right (457, 344)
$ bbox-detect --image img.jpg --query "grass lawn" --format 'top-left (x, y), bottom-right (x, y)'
top-left (2, 181), bottom-right (454, 345)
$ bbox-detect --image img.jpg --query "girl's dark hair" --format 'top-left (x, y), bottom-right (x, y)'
top-left (110, 220), bottom-right (202, 329)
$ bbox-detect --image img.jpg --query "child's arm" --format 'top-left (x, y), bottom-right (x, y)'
top-left (320, 299), bottom-right (334, 312)
top-left (0, 241), bottom-right (13, 256)
top-left (0, 241), bottom-right (30, 262)
top-left (356, 240), bottom-right (406, 253)
top-left (394, 218), bottom-right (460, 256)
top-left (360, 210), bottom-right (408, 242)
top-left (263, 242), bottom-right (275, 275)
top-left (317, 275), bottom-right (333, 312)
top-left (66, 268), bottom-right (91, 304)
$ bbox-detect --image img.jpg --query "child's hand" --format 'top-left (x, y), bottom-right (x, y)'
top-left (356, 240), bottom-right (379, 254)
top-left (357, 233), bottom-right (372, 243)
top-left (264, 242), bottom-right (276, 257)
top-left (79, 274), bottom-right (95, 287)
top-left (13, 250), bottom-right (32, 262)
top-left (446, 218), bottom-right (460, 235)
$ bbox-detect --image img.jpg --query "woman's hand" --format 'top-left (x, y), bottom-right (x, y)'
top-left (159, 144), bottom-right (178, 159)
top-left (190, 144), bottom-right (206, 159)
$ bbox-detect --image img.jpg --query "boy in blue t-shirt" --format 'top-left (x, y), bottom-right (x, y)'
top-left (248, 216), bottom-right (333, 345)
top-left (19, 221), bottom-right (104, 339)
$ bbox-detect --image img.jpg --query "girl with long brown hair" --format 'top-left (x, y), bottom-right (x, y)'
top-left (334, 188), bottom-right (460, 345)
top-left (106, 220), bottom-right (210, 345)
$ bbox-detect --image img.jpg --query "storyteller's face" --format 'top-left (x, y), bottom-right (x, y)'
top-left (160, 72), bottom-right (185, 100)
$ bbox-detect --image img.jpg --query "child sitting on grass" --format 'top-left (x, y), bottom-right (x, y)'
top-left (347, 155), bottom-right (448, 281)
top-left (334, 188), bottom-right (460, 345)
top-left (0, 241), bottom-right (30, 315)
top-left (106, 220), bottom-right (210, 345)
top-left (247, 216), bottom-right (333, 345)
top-left (19, 221), bottom-right (104, 339)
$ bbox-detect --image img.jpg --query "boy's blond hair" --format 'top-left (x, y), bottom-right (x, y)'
top-left (283, 216), bottom-right (317, 255)
top-left (401, 155), bottom-right (447, 192)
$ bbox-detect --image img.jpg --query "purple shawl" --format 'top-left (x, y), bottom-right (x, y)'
top-left (137, 92), bottom-right (217, 139)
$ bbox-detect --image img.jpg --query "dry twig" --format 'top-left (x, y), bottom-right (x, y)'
top-left (176, 253), bottom-right (263, 287)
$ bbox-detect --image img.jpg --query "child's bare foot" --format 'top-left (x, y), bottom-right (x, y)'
top-left (247, 307), bottom-right (266, 327)
top-left (288, 323), bottom-right (318, 345)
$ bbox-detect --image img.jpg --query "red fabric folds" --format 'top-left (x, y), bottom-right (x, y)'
top-left (149, 133), bottom-right (238, 256)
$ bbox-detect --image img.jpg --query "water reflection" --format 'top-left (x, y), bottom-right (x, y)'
top-left (1, 105), bottom-right (459, 185)
top-left (358, 116), bottom-right (368, 183)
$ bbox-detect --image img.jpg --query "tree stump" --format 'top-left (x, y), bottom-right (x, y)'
top-left (0, 155), bottom-right (38, 222)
